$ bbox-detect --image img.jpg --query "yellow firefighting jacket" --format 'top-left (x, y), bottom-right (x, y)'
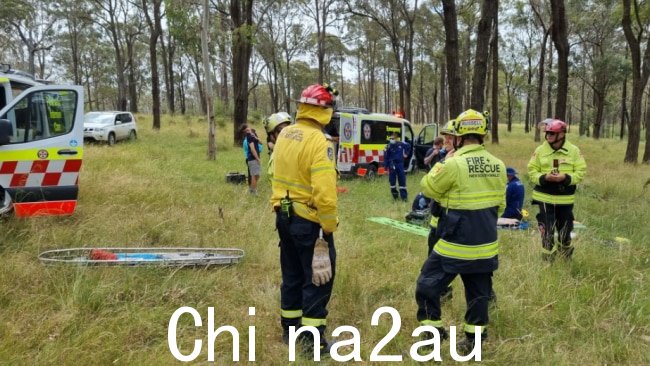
top-left (527, 140), bottom-right (586, 205)
top-left (421, 144), bottom-right (507, 273)
top-left (271, 119), bottom-right (338, 233)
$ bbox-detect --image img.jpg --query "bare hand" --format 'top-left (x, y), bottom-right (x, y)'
top-left (545, 172), bottom-right (566, 182)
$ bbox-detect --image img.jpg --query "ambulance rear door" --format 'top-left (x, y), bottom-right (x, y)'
top-left (337, 113), bottom-right (356, 173)
top-left (0, 85), bottom-right (84, 217)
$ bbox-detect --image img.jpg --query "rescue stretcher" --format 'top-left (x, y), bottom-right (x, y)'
top-left (38, 247), bottom-right (244, 267)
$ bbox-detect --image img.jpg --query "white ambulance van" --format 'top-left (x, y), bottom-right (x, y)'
top-left (0, 64), bottom-right (85, 217)
top-left (335, 112), bottom-right (416, 178)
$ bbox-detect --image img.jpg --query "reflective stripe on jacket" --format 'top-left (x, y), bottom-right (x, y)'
top-left (270, 120), bottom-right (338, 233)
top-left (527, 140), bottom-right (586, 205)
top-left (421, 144), bottom-right (507, 273)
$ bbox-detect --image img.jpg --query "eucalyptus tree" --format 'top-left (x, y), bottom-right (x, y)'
top-left (346, 17), bottom-right (387, 111)
top-left (91, 0), bottom-right (135, 110)
top-left (529, 0), bottom-right (552, 141)
top-left (345, 0), bottom-right (422, 120)
top-left (256, 0), bottom-right (310, 112)
top-left (572, 0), bottom-right (627, 139)
top-left (54, 0), bottom-right (93, 85)
top-left (122, 15), bottom-right (144, 113)
top-left (508, 0), bottom-right (537, 133)
top-left (412, 4), bottom-right (445, 124)
top-left (622, 0), bottom-right (650, 164)
top-left (439, 0), bottom-right (465, 117)
top-left (138, 0), bottom-right (164, 130)
top-left (167, 0), bottom-right (208, 114)
top-left (299, 0), bottom-right (342, 84)
top-left (470, 0), bottom-right (497, 110)
top-left (1, 0), bottom-right (60, 78)
top-left (550, 0), bottom-right (570, 121)
top-left (229, 0), bottom-right (255, 143)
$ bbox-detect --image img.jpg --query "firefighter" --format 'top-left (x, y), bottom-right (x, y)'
top-left (270, 83), bottom-right (339, 356)
top-left (383, 131), bottom-right (410, 201)
top-left (264, 112), bottom-right (292, 154)
top-left (415, 109), bottom-right (507, 351)
top-left (424, 119), bottom-right (457, 256)
top-left (527, 119), bottom-right (586, 261)
top-left (264, 112), bottom-right (292, 178)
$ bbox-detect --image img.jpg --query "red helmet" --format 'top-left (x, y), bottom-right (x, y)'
top-left (545, 119), bottom-right (567, 133)
top-left (299, 83), bottom-right (338, 108)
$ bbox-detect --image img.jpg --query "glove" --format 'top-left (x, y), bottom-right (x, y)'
top-left (311, 229), bottom-right (332, 286)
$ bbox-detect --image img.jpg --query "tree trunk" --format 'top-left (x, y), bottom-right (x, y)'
top-left (126, 36), bottom-right (139, 113)
top-left (142, 0), bottom-right (162, 130)
top-left (490, 5), bottom-right (499, 143)
top-left (622, 0), bottom-right (650, 163)
top-left (203, 0), bottom-right (216, 159)
top-left (442, 0), bottom-right (463, 118)
top-left (550, 0), bottom-right (569, 121)
top-left (438, 59), bottom-right (448, 123)
top-left (621, 73), bottom-right (628, 140)
top-left (534, 29), bottom-right (549, 142)
top-left (592, 91), bottom-right (604, 139)
top-left (525, 36), bottom-right (532, 134)
top-left (231, 0), bottom-right (255, 145)
top-left (470, 0), bottom-right (496, 110)
top-left (546, 43), bottom-right (553, 120)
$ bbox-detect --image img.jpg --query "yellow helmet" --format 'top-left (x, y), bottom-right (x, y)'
top-left (441, 119), bottom-right (457, 136)
top-left (454, 109), bottom-right (489, 136)
top-left (264, 112), bottom-right (291, 133)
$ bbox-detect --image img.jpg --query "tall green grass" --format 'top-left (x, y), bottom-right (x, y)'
top-left (0, 115), bottom-right (648, 365)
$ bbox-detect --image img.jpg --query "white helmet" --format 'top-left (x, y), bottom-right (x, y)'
top-left (264, 112), bottom-right (292, 133)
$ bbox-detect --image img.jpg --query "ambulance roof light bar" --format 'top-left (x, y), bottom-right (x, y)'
top-left (0, 64), bottom-right (10, 73)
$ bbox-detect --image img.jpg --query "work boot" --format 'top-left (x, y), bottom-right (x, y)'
top-left (456, 337), bottom-right (476, 354)
top-left (440, 286), bottom-right (453, 303)
top-left (456, 331), bottom-right (486, 354)
top-left (417, 327), bottom-right (448, 354)
top-left (558, 245), bottom-right (574, 260)
top-left (282, 329), bottom-right (290, 345)
top-left (297, 330), bottom-right (331, 359)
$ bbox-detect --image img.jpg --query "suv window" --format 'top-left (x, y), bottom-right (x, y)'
top-left (119, 113), bottom-right (132, 123)
top-left (1, 90), bottom-right (77, 143)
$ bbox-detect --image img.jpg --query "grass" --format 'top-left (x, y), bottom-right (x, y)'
top-left (0, 115), bottom-right (648, 365)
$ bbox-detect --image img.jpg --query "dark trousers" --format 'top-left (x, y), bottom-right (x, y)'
top-left (416, 253), bottom-right (492, 334)
top-left (536, 203), bottom-right (574, 259)
top-left (388, 162), bottom-right (407, 201)
top-left (427, 225), bottom-right (438, 256)
top-left (276, 213), bottom-right (336, 337)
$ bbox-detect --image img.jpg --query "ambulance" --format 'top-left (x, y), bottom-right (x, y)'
top-left (335, 111), bottom-right (416, 178)
top-left (0, 64), bottom-right (85, 217)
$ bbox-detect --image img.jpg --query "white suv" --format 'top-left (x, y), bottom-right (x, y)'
top-left (83, 111), bottom-right (138, 145)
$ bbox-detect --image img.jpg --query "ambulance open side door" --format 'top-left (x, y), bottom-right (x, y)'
top-left (0, 85), bottom-right (84, 217)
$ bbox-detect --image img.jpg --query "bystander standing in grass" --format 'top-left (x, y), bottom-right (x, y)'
top-left (527, 119), bottom-right (587, 261)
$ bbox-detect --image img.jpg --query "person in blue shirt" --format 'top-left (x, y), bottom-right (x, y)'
top-left (502, 167), bottom-right (525, 220)
top-left (384, 131), bottom-right (410, 201)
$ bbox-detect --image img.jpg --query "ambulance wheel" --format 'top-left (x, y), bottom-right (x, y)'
top-left (108, 133), bottom-right (116, 146)
top-left (128, 130), bottom-right (137, 140)
top-left (365, 165), bottom-right (377, 180)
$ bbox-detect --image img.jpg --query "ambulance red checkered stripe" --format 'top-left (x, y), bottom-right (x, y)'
top-left (0, 159), bottom-right (82, 188)
top-left (358, 149), bottom-right (384, 163)
top-left (339, 147), bottom-right (354, 163)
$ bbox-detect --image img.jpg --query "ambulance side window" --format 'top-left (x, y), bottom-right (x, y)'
top-left (0, 90), bottom-right (77, 144)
